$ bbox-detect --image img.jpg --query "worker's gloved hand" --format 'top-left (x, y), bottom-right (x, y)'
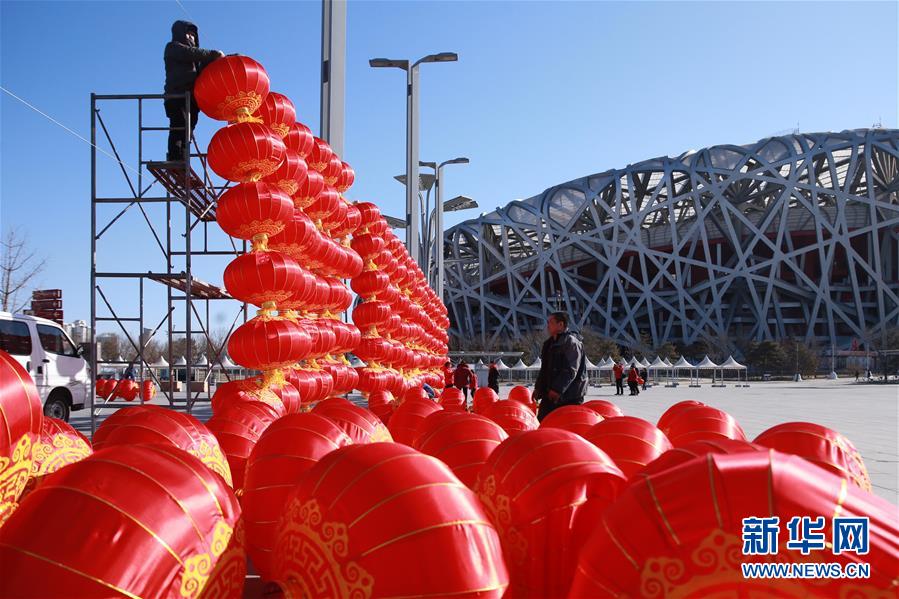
top-left (214, 50), bottom-right (225, 58)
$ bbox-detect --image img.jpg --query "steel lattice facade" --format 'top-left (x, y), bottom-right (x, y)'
top-left (444, 129), bottom-right (899, 349)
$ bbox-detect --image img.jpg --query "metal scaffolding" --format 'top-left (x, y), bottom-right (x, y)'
top-left (89, 92), bottom-right (247, 433)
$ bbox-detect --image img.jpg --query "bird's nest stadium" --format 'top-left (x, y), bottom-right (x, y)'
top-left (444, 128), bottom-right (899, 350)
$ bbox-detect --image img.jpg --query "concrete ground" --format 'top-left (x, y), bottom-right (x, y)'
top-left (71, 378), bottom-right (898, 504)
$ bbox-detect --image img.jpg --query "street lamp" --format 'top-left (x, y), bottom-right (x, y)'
top-left (425, 158), bottom-right (470, 300)
top-left (369, 52), bottom-right (458, 265)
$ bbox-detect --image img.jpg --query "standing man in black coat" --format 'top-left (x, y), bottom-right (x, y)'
top-left (487, 361), bottom-right (500, 395)
top-left (534, 312), bottom-right (588, 421)
top-left (164, 20), bottom-right (223, 161)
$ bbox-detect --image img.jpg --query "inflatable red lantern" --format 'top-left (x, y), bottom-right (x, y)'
top-left (656, 399), bottom-right (705, 435)
top-left (93, 404), bottom-right (233, 486)
top-left (387, 397), bottom-right (442, 446)
top-left (243, 413), bottom-right (353, 580)
top-left (22, 417), bottom-right (91, 498)
top-left (583, 416), bottom-right (672, 479)
top-left (414, 412), bottom-right (508, 488)
top-left (227, 316), bottom-right (312, 375)
top-left (472, 386), bottom-right (499, 414)
top-left (569, 451), bottom-right (899, 597)
top-left (292, 168), bottom-right (325, 210)
top-left (0, 349), bottom-right (42, 524)
top-left (210, 377), bottom-right (290, 417)
top-left (323, 154), bottom-right (343, 186)
top-left (208, 122), bottom-right (286, 182)
top-left (272, 443), bottom-right (509, 598)
top-left (311, 397), bottom-right (392, 444)
top-left (438, 386), bottom-right (466, 412)
top-left (253, 91), bottom-right (295, 137)
top-left (195, 55), bottom-right (269, 122)
top-left (215, 182), bottom-right (294, 246)
top-left (206, 401), bottom-right (280, 492)
top-left (307, 136), bottom-right (333, 172)
top-left (336, 161), bottom-right (355, 193)
top-left (582, 399), bottom-right (624, 418)
top-left (754, 422), bottom-right (872, 492)
top-left (484, 400), bottom-right (539, 436)
top-left (283, 122), bottom-right (315, 159)
top-left (666, 405), bottom-right (747, 447)
top-left (366, 390), bottom-right (395, 425)
top-left (637, 438), bottom-right (763, 478)
top-left (268, 211), bottom-right (323, 262)
top-left (223, 251), bottom-right (304, 309)
top-left (261, 149), bottom-right (308, 199)
top-left (540, 404), bottom-right (605, 437)
top-left (0, 444), bottom-right (245, 598)
top-left (475, 428), bottom-right (626, 597)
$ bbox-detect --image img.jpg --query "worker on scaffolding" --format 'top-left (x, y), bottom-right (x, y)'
top-left (164, 20), bottom-right (223, 162)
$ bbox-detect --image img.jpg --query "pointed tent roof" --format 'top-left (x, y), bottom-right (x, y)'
top-left (649, 356), bottom-right (666, 369)
top-left (673, 356), bottom-right (695, 369)
top-left (600, 357), bottom-right (616, 370)
top-left (662, 358), bottom-right (674, 367)
top-left (527, 357), bottom-right (542, 370)
top-left (720, 355), bottom-right (747, 369)
top-left (475, 358), bottom-right (485, 367)
top-left (511, 359), bottom-right (528, 370)
top-left (174, 356), bottom-right (187, 366)
top-left (495, 359), bottom-right (509, 370)
top-left (637, 357), bottom-right (651, 369)
top-left (219, 355), bottom-right (237, 369)
top-left (195, 354), bottom-right (209, 366)
top-left (584, 357), bottom-right (598, 370)
top-left (695, 355), bottom-right (719, 369)
top-left (151, 355), bottom-right (169, 367)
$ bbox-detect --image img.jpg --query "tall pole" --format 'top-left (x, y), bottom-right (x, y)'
top-left (320, 0), bottom-right (346, 156)
top-left (436, 164), bottom-right (445, 300)
top-left (406, 65), bottom-right (421, 265)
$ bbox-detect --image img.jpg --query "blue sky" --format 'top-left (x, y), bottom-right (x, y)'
top-left (1, 0), bottom-right (896, 336)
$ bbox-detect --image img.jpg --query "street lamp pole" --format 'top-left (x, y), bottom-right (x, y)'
top-left (433, 157), bottom-right (469, 300)
top-left (370, 52), bottom-right (458, 267)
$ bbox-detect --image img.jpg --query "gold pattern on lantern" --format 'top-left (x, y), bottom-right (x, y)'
top-left (188, 441), bottom-right (233, 487)
top-left (276, 498), bottom-right (374, 599)
top-left (0, 434), bottom-right (35, 525)
top-left (217, 92), bottom-right (264, 123)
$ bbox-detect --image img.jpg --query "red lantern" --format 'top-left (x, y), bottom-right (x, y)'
top-left (336, 161), bottom-right (355, 193)
top-left (243, 413), bottom-right (353, 580)
top-left (223, 251), bottom-right (304, 308)
top-left (139, 380), bottom-right (156, 401)
top-left (366, 390), bottom-right (395, 425)
top-left (195, 55), bottom-right (269, 122)
top-left (268, 211), bottom-right (324, 262)
top-left (484, 400), bottom-right (539, 436)
top-left (211, 377), bottom-right (291, 417)
top-left (754, 422), bottom-right (872, 492)
top-left (583, 416), bottom-right (672, 479)
top-left (228, 316), bottom-right (312, 372)
top-left (665, 406), bottom-right (746, 447)
top-left (261, 149), bottom-right (308, 199)
top-left (656, 399), bottom-right (705, 435)
top-left (283, 122), bottom-right (315, 159)
top-left (400, 386), bottom-right (430, 405)
top-left (570, 451), bottom-right (899, 597)
top-left (475, 429), bottom-right (626, 597)
top-left (350, 270), bottom-right (389, 300)
top-left (0, 351), bottom-right (43, 520)
top-left (206, 401), bottom-right (280, 492)
top-left (540, 404), bottom-right (605, 437)
top-left (93, 404), bottom-right (233, 486)
top-left (331, 202), bottom-right (361, 239)
top-left (292, 168), bottom-right (325, 210)
top-left (22, 417), bottom-right (91, 497)
top-left (272, 443), bottom-right (509, 598)
top-left (321, 196), bottom-right (349, 235)
top-left (216, 182), bottom-right (294, 243)
top-left (0, 444), bottom-right (244, 598)
top-left (307, 136), bottom-right (333, 172)
top-left (506, 385), bottom-right (531, 404)
top-left (582, 399), bottom-right (624, 418)
top-left (438, 387), bottom-right (466, 412)
top-left (387, 397), bottom-right (442, 446)
top-left (114, 379), bottom-right (140, 402)
top-left (352, 301), bottom-right (391, 335)
top-left (208, 122), bottom-right (286, 182)
top-left (415, 412), bottom-right (508, 488)
top-left (312, 397), bottom-right (392, 444)
top-left (306, 185), bottom-right (339, 225)
top-left (323, 154), bottom-right (343, 186)
top-left (637, 438), bottom-right (763, 478)
top-left (472, 387), bottom-right (499, 414)
top-left (253, 91), bottom-right (295, 137)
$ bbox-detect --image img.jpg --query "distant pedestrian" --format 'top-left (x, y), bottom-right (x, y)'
top-left (443, 361), bottom-right (455, 388)
top-left (613, 361), bottom-right (624, 395)
top-left (534, 312), bottom-right (587, 421)
top-left (855, 370), bottom-right (859, 382)
top-left (453, 362), bottom-right (475, 403)
top-left (123, 364), bottom-right (135, 381)
top-left (627, 364), bottom-right (640, 396)
top-left (488, 361), bottom-right (500, 395)
top-left (640, 367), bottom-right (648, 391)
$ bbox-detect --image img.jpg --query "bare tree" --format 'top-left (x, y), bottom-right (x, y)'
top-left (0, 229), bottom-right (45, 313)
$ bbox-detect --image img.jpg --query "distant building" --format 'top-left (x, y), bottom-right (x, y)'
top-left (444, 129), bottom-right (899, 351)
top-left (65, 320), bottom-right (91, 345)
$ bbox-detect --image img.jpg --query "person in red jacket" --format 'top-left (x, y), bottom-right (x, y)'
top-left (443, 361), bottom-right (455, 389)
top-left (453, 362), bottom-right (475, 403)
top-left (612, 361), bottom-right (624, 395)
top-left (627, 364), bottom-right (641, 396)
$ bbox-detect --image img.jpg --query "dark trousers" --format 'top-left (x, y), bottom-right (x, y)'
top-left (488, 382), bottom-right (499, 394)
top-left (165, 97), bottom-right (199, 161)
top-left (615, 377), bottom-right (624, 395)
top-left (628, 381), bottom-right (640, 395)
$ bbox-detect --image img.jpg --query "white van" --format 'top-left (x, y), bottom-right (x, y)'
top-left (0, 312), bottom-right (89, 421)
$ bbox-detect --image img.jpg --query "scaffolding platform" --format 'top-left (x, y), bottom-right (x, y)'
top-left (146, 161), bottom-right (218, 222)
top-left (148, 273), bottom-right (232, 300)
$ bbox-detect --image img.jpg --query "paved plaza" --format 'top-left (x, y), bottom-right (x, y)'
top-left (73, 378), bottom-right (899, 504)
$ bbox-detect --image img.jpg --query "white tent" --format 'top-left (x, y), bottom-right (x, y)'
top-left (195, 354), bottom-right (209, 367)
top-left (662, 358), bottom-right (673, 368)
top-left (584, 357), bottom-right (598, 370)
top-left (174, 356), bottom-right (187, 366)
top-left (719, 355), bottom-right (749, 386)
top-left (671, 356), bottom-right (695, 387)
top-left (694, 355), bottom-right (718, 387)
top-left (637, 357), bottom-right (652, 369)
top-left (475, 358), bottom-right (485, 368)
top-left (151, 355), bottom-right (168, 368)
top-left (599, 357), bottom-right (615, 370)
top-left (219, 355), bottom-right (238, 369)
top-left (495, 359), bottom-right (509, 370)
top-left (511, 359), bottom-right (528, 370)
top-left (527, 357), bottom-right (542, 370)
top-left (648, 356), bottom-right (666, 370)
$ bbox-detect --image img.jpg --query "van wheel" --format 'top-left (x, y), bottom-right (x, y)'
top-left (44, 392), bottom-right (71, 422)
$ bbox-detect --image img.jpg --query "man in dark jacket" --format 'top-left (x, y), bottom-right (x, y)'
top-left (453, 362), bottom-right (475, 403)
top-left (534, 312), bottom-right (587, 421)
top-left (487, 361), bottom-right (500, 395)
top-left (164, 20), bottom-right (223, 161)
